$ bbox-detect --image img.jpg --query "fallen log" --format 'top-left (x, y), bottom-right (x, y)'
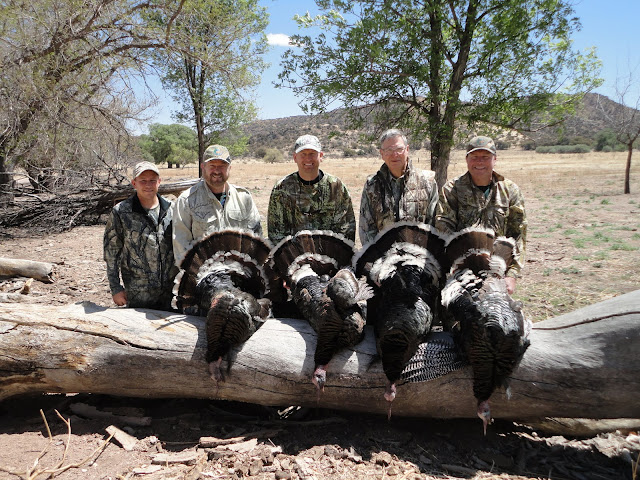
top-left (0, 290), bottom-right (639, 420)
top-left (0, 257), bottom-right (55, 283)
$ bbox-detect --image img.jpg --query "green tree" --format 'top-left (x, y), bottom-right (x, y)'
top-left (152, 0), bottom-right (268, 166)
top-left (278, 0), bottom-right (602, 187)
top-left (0, 0), bottom-right (189, 202)
top-left (139, 123), bottom-right (198, 168)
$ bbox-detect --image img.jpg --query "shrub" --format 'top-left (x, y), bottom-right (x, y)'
top-left (255, 146), bottom-right (268, 158)
top-left (536, 144), bottom-right (591, 154)
top-left (263, 148), bottom-right (285, 163)
top-left (343, 147), bottom-right (358, 157)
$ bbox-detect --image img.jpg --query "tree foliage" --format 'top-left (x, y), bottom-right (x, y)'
top-left (138, 124), bottom-right (198, 167)
top-left (278, 0), bottom-right (603, 186)
top-left (0, 0), bottom-right (189, 202)
top-left (151, 0), bottom-right (268, 164)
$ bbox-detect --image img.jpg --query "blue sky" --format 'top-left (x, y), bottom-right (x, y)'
top-left (143, 0), bottom-right (640, 129)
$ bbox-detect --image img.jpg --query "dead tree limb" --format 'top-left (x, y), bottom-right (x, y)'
top-left (0, 257), bottom-right (55, 282)
top-left (0, 290), bottom-right (639, 420)
top-left (0, 179), bottom-right (198, 230)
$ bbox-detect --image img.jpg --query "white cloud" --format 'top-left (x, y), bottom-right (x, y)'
top-left (267, 33), bottom-right (292, 47)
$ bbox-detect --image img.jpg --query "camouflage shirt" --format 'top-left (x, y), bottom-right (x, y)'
top-left (103, 194), bottom-right (178, 310)
top-left (267, 171), bottom-right (356, 244)
top-left (435, 171), bottom-right (527, 277)
top-left (359, 161), bottom-right (439, 245)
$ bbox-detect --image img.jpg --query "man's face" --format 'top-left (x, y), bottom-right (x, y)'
top-left (466, 150), bottom-right (496, 185)
top-left (293, 148), bottom-right (323, 180)
top-left (202, 159), bottom-right (231, 193)
top-left (380, 136), bottom-right (409, 177)
top-left (131, 170), bottom-right (160, 201)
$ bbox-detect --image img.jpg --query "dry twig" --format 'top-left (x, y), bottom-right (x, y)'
top-left (0, 409), bottom-right (115, 480)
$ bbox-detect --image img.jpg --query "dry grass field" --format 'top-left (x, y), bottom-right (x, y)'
top-left (1, 150), bottom-right (639, 480)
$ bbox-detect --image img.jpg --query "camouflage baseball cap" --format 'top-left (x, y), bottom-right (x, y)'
top-left (203, 144), bottom-right (231, 163)
top-left (466, 136), bottom-right (497, 156)
top-left (294, 134), bottom-right (322, 153)
top-left (132, 161), bottom-right (160, 179)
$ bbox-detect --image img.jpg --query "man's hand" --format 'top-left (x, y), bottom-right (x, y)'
top-left (112, 291), bottom-right (127, 306)
top-left (505, 277), bottom-right (516, 295)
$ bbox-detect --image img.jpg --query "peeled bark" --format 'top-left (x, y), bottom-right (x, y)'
top-left (0, 290), bottom-right (639, 420)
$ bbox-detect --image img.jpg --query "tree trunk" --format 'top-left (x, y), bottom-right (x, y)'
top-left (1, 290), bottom-right (639, 421)
top-left (625, 144), bottom-right (632, 194)
top-left (0, 257), bottom-right (55, 282)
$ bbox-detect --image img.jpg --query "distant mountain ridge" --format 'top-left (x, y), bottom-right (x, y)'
top-left (240, 93), bottom-right (633, 156)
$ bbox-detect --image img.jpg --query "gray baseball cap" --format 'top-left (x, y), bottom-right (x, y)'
top-left (466, 136), bottom-right (497, 155)
top-left (294, 134), bottom-right (322, 153)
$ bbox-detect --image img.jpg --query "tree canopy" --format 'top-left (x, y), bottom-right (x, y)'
top-left (0, 0), bottom-right (189, 201)
top-left (138, 124), bottom-right (198, 168)
top-left (152, 0), bottom-right (268, 163)
top-left (278, 0), bottom-right (603, 186)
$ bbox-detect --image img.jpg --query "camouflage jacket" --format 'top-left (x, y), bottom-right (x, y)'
top-left (435, 171), bottom-right (527, 277)
top-left (103, 194), bottom-right (178, 310)
top-left (267, 171), bottom-right (356, 244)
top-left (172, 180), bottom-right (263, 266)
top-left (358, 161), bottom-right (439, 245)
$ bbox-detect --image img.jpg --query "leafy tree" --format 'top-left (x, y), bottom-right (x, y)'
top-left (0, 0), bottom-right (190, 202)
top-left (139, 123), bottom-right (198, 167)
top-left (595, 129), bottom-right (623, 152)
top-left (151, 0), bottom-right (268, 166)
top-left (278, 0), bottom-right (602, 186)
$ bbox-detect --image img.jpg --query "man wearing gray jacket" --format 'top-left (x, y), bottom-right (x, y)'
top-left (172, 144), bottom-right (262, 266)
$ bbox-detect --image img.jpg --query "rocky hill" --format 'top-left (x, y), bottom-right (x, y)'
top-left (239, 93), bottom-right (634, 156)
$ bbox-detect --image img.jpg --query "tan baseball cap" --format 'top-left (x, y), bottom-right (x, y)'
top-left (132, 161), bottom-right (160, 179)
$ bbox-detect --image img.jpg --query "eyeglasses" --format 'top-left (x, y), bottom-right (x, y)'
top-left (381, 146), bottom-right (406, 155)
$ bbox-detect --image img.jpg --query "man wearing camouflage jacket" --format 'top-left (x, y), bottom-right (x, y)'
top-left (103, 161), bottom-right (178, 310)
top-left (267, 134), bottom-right (356, 245)
top-left (359, 129), bottom-right (439, 245)
top-left (435, 135), bottom-right (527, 294)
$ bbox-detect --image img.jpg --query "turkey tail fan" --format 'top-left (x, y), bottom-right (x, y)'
top-left (401, 332), bottom-right (468, 383)
top-left (268, 230), bottom-right (355, 282)
top-left (444, 227), bottom-right (495, 269)
top-left (492, 236), bottom-right (517, 270)
top-left (172, 229), bottom-right (273, 312)
top-left (180, 228), bottom-right (272, 273)
top-left (353, 221), bottom-right (447, 282)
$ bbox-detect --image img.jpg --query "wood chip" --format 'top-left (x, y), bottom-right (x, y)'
top-left (106, 425), bottom-right (138, 451)
top-left (132, 464), bottom-right (163, 474)
top-left (225, 438), bottom-right (258, 453)
top-left (152, 451), bottom-right (204, 466)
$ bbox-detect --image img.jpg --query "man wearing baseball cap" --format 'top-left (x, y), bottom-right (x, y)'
top-left (172, 144), bottom-right (262, 266)
top-left (359, 128), bottom-right (439, 245)
top-left (435, 135), bottom-right (527, 293)
top-left (267, 134), bottom-right (355, 244)
top-left (103, 161), bottom-right (178, 310)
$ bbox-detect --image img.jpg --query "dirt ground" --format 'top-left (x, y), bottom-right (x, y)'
top-left (1, 151), bottom-right (639, 479)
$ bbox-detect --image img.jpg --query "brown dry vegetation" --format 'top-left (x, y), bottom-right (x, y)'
top-left (1, 150), bottom-right (639, 480)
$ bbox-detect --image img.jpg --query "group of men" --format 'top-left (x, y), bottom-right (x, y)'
top-left (104, 130), bottom-right (527, 312)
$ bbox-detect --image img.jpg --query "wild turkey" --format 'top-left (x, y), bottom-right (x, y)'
top-left (353, 221), bottom-right (447, 418)
top-left (268, 230), bottom-right (371, 392)
top-left (441, 227), bottom-right (531, 434)
top-left (172, 229), bottom-right (273, 383)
